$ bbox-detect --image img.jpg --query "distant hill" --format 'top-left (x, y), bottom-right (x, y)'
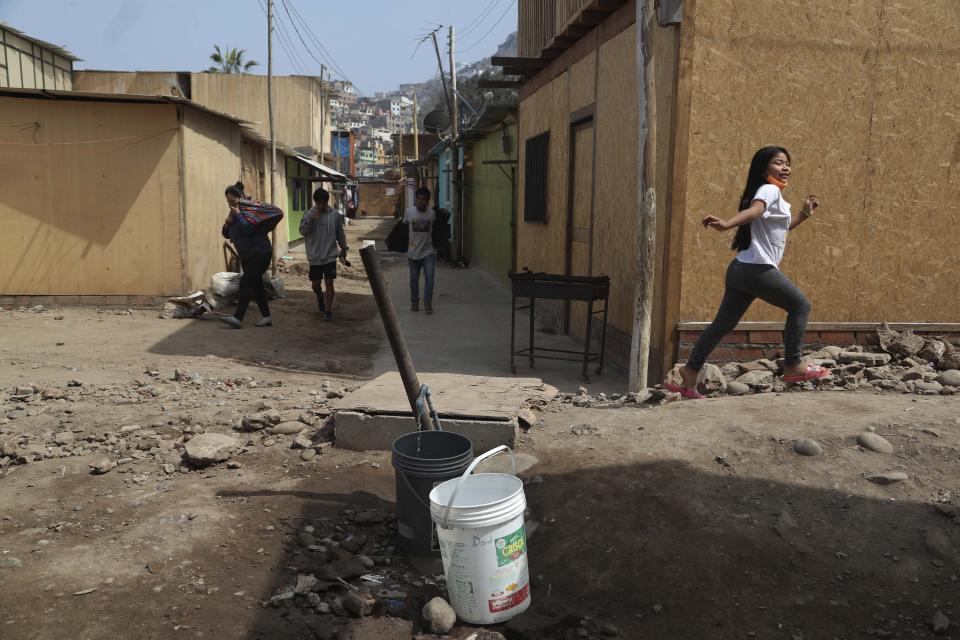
top-left (399, 31), bottom-right (518, 132)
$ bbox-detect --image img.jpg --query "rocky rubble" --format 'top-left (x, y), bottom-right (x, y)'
top-left (260, 506), bottom-right (476, 637)
top-left (0, 370), bottom-right (352, 475)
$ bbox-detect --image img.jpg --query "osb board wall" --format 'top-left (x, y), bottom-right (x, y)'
top-left (73, 71), bottom-right (186, 97)
top-left (517, 75), bottom-right (570, 276)
top-left (181, 107), bottom-right (243, 291)
top-left (677, 0), bottom-right (960, 323)
top-left (0, 98), bottom-right (181, 295)
top-left (191, 74), bottom-right (322, 153)
top-left (516, 13), bottom-right (679, 341)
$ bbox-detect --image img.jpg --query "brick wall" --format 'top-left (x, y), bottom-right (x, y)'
top-left (677, 327), bottom-right (960, 364)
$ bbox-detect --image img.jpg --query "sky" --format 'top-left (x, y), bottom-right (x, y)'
top-left (0, 0), bottom-right (518, 95)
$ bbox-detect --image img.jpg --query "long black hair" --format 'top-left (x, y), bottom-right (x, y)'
top-left (731, 146), bottom-right (791, 251)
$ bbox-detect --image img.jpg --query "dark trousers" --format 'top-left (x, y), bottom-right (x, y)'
top-left (235, 251), bottom-right (272, 320)
top-left (688, 260), bottom-right (811, 370)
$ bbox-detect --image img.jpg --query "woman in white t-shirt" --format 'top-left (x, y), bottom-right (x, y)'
top-left (665, 146), bottom-right (826, 399)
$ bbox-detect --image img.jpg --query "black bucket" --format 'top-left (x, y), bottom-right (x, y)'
top-left (392, 431), bottom-right (473, 556)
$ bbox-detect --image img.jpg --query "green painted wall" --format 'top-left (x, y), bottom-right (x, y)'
top-left (468, 123), bottom-right (516, 284)
top-left (286, 157), bottom-right (311, 242)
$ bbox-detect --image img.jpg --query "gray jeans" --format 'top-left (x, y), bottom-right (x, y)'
top-left (687, 260), bottom-right (811, 371)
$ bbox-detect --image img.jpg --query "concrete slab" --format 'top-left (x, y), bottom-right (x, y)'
top-left (332, 372), bottom-right (548, 420)
top-left (333, 372), bottom-right (547, 453)
top-left (334, 411), bottom-right (517, 454)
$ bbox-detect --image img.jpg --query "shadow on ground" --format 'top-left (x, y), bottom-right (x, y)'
top-left (147, 290), bottom-right (380, 375)
top-left (226, 459), bottom-right (960, 639)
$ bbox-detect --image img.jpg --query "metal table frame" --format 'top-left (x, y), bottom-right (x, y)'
top-left (509, 271), bottom-right (610, 381)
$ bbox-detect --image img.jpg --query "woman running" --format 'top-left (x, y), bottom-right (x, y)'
top-left (666, 146), bottom-right (827, 399)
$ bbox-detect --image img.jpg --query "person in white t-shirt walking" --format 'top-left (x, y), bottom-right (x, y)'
top-left (404, 187), bottom-right (438, 314)
top-left (666, 146), bottom-right (826, 399)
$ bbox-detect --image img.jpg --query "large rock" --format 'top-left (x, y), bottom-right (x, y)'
top-left (820, 345), bottom-right (844, 359)
top-left (887, 329), bottom-right (925, 357)
top-left (184, 433), bottom-right (241, 466)
top-left (936, 370), bottom-right (960, 387)
top-left (918, 339), bottom-right (947, 363)
top-left (238, 409), bottom-right (281, 432)
top-left (857, 432), bottom-right (894, 454)
top-left (268, 421), bottom-right (307, 435)
top-left (874, 322), bottom-right (899, 352)
top-left (864, 366), bottom-right (897, 381)
top-left (865, 471), bottom-right (908, 485)
top-left (901, 365), bottom-right (933, 382)
top-left (793, 438), bottom-right (823, 457)
top-left (738, 359), bottom-right (778, 374)
top-left (726, 380), bottom-right (750, 396)
top-left (839, 352), bottom-right (891, 367)
top-left (720, 362), bottom-right (741, 381)
top-left (937, 351), bottom-right (960, 371)
top-left (422, 597), bottom-right (456, 634)
top-left (697, 364), bottom-right (728, 396)
top-left (914, 380), bottom-right (944, 395)
top-left (736, 370), bottom-right (774, 389)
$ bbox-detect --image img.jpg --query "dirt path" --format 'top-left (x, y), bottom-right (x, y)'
top-left (2, 229), bottom-right (959, 639)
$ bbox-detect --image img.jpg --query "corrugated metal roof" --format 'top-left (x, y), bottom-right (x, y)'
top-left (294, 155), bottom-right (348, 182)
top-left (0, 86), bottom-right (248, 125)
top-left (0, 22), bottom-right (81, 61)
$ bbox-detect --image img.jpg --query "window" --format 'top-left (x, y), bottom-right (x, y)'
top-left (523, 132), bottom-right (549, 223)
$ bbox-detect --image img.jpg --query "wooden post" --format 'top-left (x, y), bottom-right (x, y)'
top-left (267, 0), bottom-right (277, 276)
top-left (413, 92), bottom-right (419, 161)
top-left (628, 0), bottom-right (657, 391)
top-left (319, 64), bottom-right (326, 163)
top-left (449, 26), bottom-right (461, 261)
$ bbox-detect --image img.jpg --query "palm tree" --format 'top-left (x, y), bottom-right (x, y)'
top-left (208, 45), bottom-right (259, 74)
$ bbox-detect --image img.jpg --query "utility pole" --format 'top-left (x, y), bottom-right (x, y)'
top-left (448, 25), bottom-right (461, 261)
top-left (430, 31), bottom-right (453, 124)
top-left (413, 92), bottom-right (419, 161)
top-left (267, 0), bottom-right (277, 276)
top-left (319, 64), bottom-right (326, 164)
top-left (628, 0), bottom-right (657, 391)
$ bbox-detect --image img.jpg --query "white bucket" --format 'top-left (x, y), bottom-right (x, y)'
top-left (428, 446), bottom-right (531, 625)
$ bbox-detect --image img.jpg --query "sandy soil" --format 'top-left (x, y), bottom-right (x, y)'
top-left (1, 225), bottom-right (958, 640)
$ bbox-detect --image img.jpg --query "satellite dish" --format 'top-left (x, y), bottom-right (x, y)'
top-left (423, 109), bottom-right (451, 133)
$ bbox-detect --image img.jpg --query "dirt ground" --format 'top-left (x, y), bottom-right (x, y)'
top-left (1, 227), bottom-right (959, 639)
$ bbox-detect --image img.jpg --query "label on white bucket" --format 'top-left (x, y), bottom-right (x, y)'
top-left (438, 521), bottom-right (530, 624)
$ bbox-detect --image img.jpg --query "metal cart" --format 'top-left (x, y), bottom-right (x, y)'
top-left (509, 270), bottom-right (610, 381)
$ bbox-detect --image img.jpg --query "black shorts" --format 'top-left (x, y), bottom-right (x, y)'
top-left (309, 261), bottom-right (337, 281)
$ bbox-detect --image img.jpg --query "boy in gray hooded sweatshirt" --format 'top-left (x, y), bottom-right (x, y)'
top-left (300, 188), bottom-right (348, 321)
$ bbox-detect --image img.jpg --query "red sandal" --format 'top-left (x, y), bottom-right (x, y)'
top-left (664, 383), bottom-right (704, 400)
top-left (782, 363), bottom-right (831, 383)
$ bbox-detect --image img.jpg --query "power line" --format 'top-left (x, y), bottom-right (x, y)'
top-left (459, 0), bottom-right (516, 53)
top-left (460, 0), bottom-right (501, 39)
top-left (282, 0), bottom-right (366, 95)
top-left (256, 0), bottom-right (311, 76)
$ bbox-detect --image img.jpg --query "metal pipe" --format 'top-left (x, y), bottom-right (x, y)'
top-left (359, 245), bottom-right (436, 430)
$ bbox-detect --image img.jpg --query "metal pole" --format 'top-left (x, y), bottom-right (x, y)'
top-left (359, 246), bottom-right (437, 430)
top-left (267, 0), bottom-right (277, 276)
top-left (628, 0), bottom-right (657, 391)
top-left (448, 26), bottom-right (461, 261)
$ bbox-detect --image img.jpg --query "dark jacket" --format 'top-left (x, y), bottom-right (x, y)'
top-left (222, 213), bottom-right (272, 260)
top-left (386, 207), bottom-right (451, 253)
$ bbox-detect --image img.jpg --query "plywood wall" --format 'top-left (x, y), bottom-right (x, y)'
top-left (468, 123), bottom-right (517, 284)
top-left (180, 107), bottom-right (243, 291)
top-left (676, 0), bottom-right (960, 323)
top-left (516, 1), bottom-right (680, 354)
top-left (517, 75), bottom-right (569, 276)
top-left (0, 98), bottom-right (181, 295)
top-left (191, 74), bottom-right (323, 154)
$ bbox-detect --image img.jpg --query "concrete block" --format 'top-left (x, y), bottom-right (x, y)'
top-left (334, 411), bottom-right (517, 454)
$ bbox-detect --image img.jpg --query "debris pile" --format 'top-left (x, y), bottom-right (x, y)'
top-left (0, 370), bottom-right (351, 474)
